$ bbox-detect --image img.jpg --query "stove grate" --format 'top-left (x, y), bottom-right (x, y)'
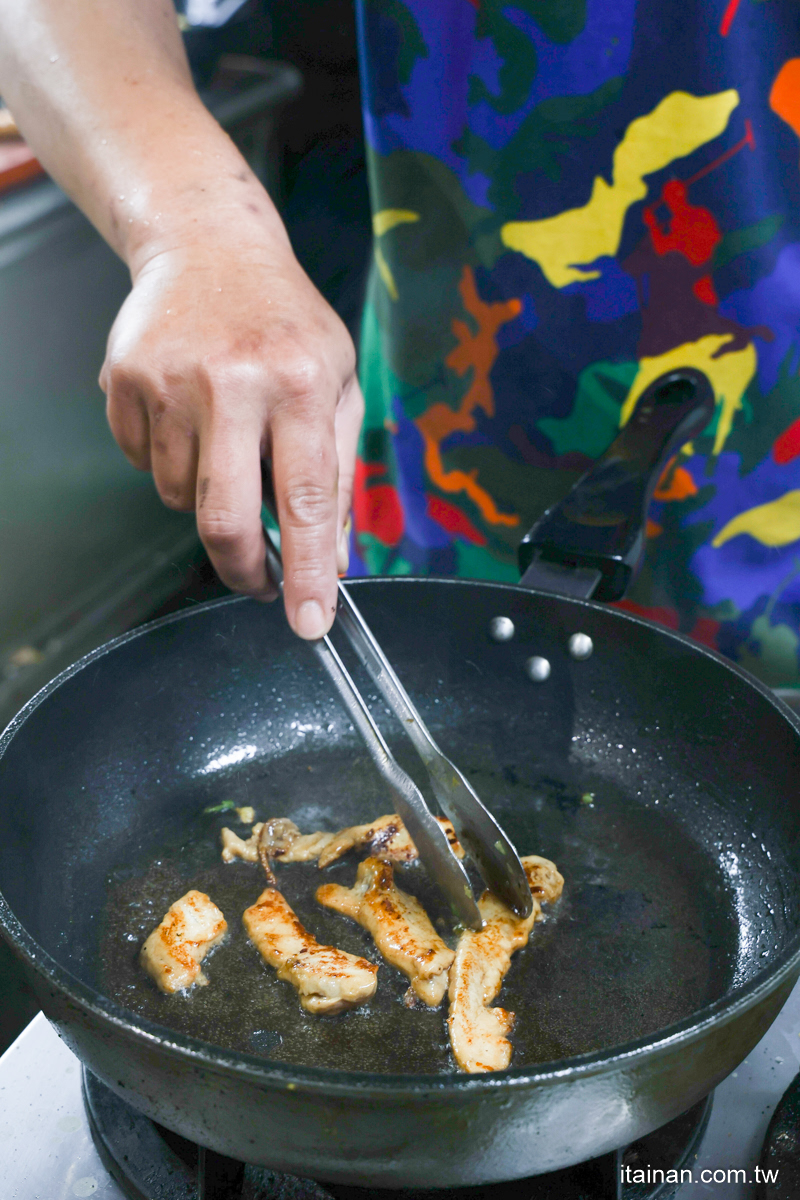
top-left (82, 1067), bottom-right (712, 1200)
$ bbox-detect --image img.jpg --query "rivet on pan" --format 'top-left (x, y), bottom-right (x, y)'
top-left (525, 656), bottom-right (551, 682)
top-left (489, 616), bottom-right (515, 642)
top-left (568, 632), bottom-right (594, 661)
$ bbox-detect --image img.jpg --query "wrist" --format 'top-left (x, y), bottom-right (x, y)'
top-left (109, 109), bottom-right (292, 278)
top-left (126, 179), bottom-right (292, 282)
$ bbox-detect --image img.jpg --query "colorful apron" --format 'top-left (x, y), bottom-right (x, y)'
top-left (352, 0), bottom-right (800, 687)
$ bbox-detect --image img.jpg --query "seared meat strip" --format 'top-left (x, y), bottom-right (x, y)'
top-left (243, 887), bottom-right (378, 1015)
top-left (447, 855), bottom-right (563, 1073)
top-left (317, 857), bottom-right (455, 1007)
top-left (140, 890), bottom-right (227, 994)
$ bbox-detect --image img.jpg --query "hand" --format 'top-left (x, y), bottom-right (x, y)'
top-left (100, 232), bottom-right (363, 640)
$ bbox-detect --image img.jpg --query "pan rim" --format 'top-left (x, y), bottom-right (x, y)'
top-left (1, 578), bottom-right (799, 1096)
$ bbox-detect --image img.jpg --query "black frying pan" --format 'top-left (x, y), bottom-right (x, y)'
top-left (0, 373), bottom-right (799, 1187)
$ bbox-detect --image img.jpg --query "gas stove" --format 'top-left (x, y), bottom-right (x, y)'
top-left (3, 982), bottom-right (800, 1200)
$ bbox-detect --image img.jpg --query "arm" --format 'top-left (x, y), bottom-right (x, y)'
top-left (0, 0), bottom-right (362, 638)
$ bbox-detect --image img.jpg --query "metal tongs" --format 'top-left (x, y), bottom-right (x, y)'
top-left (261, 496), bottom-right (532, 930)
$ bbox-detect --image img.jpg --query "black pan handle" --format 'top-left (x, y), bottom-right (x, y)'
top-left (518, 368), bottom-right (715, 602)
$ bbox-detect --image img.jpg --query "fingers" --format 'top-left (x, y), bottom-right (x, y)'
top-left (104, 355), bottom-right (273, 596)
top-left (104, 372), bottom-right (152, 471)
top-left (104, 369), bottom-right (198, 511)
top-left (195, 415), bottom-right (273, 598)
top-left (334, 377), bottom-right (365, 573)
top-left (103, 360), bottom-right (352, 617)
top-left (150, 402), bottom-right (199, 511)
top-left (271, 384), bottom-right (339, 639)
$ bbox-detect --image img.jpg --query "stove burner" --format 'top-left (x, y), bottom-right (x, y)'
top-left (83, 1068), bottom-right (712, 1200)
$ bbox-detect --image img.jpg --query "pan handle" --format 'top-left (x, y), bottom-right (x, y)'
top-left (517, 368), bottom-right (715, 602)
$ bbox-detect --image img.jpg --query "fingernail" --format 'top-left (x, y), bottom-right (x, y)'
top-left (337, 528), bottom-right (350, 575)
top-left (295, 599), bottom-right (327, 640)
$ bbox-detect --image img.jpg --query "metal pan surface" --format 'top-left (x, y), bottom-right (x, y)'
top-left (0, 579), bottom-right (799, 1185)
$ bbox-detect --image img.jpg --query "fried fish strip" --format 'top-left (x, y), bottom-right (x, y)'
top-left (243, 887), bottom-right (378, 1015)
top-left (221, 822), bottom-right (264, 863)
top-left (317, 857), bottom-right (455, 1007)
top-left (221, 814), bottom-right (464, 873)
top-left (447, 855), bottom-right (563, 1073)
top-left (258, 817), bottom-right (337, 881)
top-left (317, 814), bottom-right (415, 868)
top-left (522, 855), bottom-right (564, 906)
top-left (316, 813), bottom-right (463, 869)
top-left (140, 890), bottom-right (227, 994)
top-left (221, 820), bottom-right (330, 868)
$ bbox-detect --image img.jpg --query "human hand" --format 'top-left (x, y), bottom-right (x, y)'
top-left (100, 230), bottom-right (363, 640)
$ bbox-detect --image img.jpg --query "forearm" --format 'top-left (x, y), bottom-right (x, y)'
top-left (0, 1), bottom-right (360, 638)
top-left (0, 0), bottom-right (290, 274)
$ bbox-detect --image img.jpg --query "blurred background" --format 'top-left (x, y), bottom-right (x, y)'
top-left (0, 0), bottom-right (372, 1055)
